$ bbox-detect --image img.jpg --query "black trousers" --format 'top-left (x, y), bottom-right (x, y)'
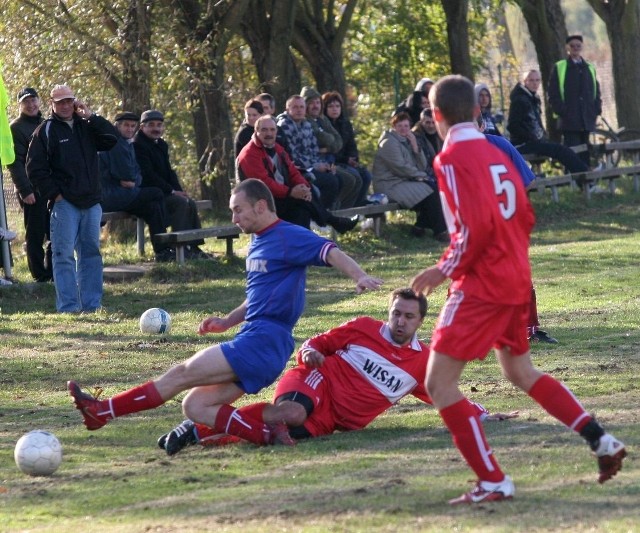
top-left (19, 192), bottom-right (52, 282)
top-left (517, 140), bottom-right (589, 174)
top-left (164, 193), bottom-right (204, 246)
top-left (562, 130), bottom-right (591, 167)
top-left (413, 192), bottom-right (447, 234)
top-left (124, 187), bottom-right (169, 253)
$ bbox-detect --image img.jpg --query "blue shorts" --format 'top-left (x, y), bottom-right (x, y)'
top-left (220, 319), bottom-right (295, 394)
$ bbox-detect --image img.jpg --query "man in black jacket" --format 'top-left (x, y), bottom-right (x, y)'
top-left (133, 110), bottom-right (209, 259)
top-left (507, 70), bottom-right (588, 175)
top-left (7, 87), bottom-right (52, 282)
top-left (27, 84), bottom-right (118, 312)
top-left (548, 35), bottom-right (602, 167)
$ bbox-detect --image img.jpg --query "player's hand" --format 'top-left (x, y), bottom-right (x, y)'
top-left (485, 411), bottom-right (520, 422)
top-left (301, 349), bottom-right (325, 368)
top-left (197, 316), bottom-right (230, 335)
top-left (411, 266), bottom-right (446, 296)
top-left (355, 275), bottom-right (384, 294)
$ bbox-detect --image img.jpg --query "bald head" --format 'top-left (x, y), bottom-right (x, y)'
top-left (523, 70), bottom-right (541, 93)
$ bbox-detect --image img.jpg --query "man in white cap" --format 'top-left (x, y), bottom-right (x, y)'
top-left (26, 84), bottom-right (118, 312)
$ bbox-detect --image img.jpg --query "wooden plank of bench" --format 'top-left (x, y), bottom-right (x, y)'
top-left (330, 202), bottom-right (402, 238)
top-left (154, 225), bottom-right (241, 264)
top-left (101, 199), bottom-right (213, 256)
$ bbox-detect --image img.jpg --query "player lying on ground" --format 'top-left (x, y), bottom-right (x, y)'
top-left (68, 178), bottom-right (383, 445)
top-left (411, 75), bottom-right (626, 505)
top-left (157, 288), bottom-right (519, 455)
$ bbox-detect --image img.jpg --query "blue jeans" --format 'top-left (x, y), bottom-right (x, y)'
top-left (50, 199), bottom-right (103, 312)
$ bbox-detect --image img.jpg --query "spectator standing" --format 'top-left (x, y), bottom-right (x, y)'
top-left (7, 87), bottom-right (52, 282)
top-left (412, 74), bottom-right (625, 505)
top-left (372, 112), bottom-right (448, 242)
top-left (393, 90), bottom-right (428, 126)
top-left (234, 99), bottom-right (264, 158)
top-left (133, 110), bottom-right (210, 260)
top-left (412, 109), bottom-right (438, 173)
top-left (99, 112), bottom-right (173, 263)
top-left (507, 70), bottom-right (588, 176)
top-left (548, 34), bottom-right (602, 167)
top-left (322, 91), bottom-right (372, 206)
top-left (276, 96), bottom-right (341, 210)
top-left (475, 83), bottom-right (503, 136)
top-left (27, 84), bottom-right (117, 312)
top-left (236, 116), bottom-right (357, 233)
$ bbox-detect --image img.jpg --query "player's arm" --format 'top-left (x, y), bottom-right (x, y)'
top-left (297, 318), bottom-right (361, 367)
top-left (198, 299), bottom-right (247, 335)
top-left (326, 248), bottom-right (383, 293)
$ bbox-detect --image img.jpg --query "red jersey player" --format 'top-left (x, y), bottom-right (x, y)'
top-left (411, 75), bottom-right (626, 505)
top-left (158, 288), bottom-right (517, 455)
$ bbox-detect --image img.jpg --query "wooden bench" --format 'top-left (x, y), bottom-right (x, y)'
top-left (528, 163), bottom-right (640, 201)
top-left (154, 225), bottom-right (241, 264)
top-left (330, 202), bottom-right (402, 238)
top-left (100, 199), bottom-right (212, 255)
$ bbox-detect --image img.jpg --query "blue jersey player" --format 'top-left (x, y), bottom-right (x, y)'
top-left (68, 179), bottom-right (383, 446)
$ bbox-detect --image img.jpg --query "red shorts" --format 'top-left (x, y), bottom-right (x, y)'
top-left (273, 366), bottom-right (336, 437)
top-left (431, 290), bottom-right (530, 361)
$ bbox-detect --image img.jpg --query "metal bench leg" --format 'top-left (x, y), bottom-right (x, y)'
top-left (136, 218), bottom-right (145, 256)
top-left (225, 238), bottom-right (234, 257)
top-left (175, 246), bottom-right (186, 265)
top-left (373, 216), bottom-right (382, 237)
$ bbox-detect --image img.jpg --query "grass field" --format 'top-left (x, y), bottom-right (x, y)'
top-left (1, 181), bottom-right (639, 532)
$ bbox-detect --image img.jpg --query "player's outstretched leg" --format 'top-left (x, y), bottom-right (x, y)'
top-left (68, 379), bottom-right (164, 430)
top-left (449, 476), bottom-right (515, 505)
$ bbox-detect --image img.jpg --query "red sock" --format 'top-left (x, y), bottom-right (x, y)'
top-left (237, 402), bottom-right (269, 421)
top-left (194, 423), bottom-right (242, 447)
top-left (528, 374), bottom-right (590, 431)
top-left (98, 381), bottom-right (164, 419)
top-left (213, 404), bottom-right (270, 445)
top-left (440, 398), bottom-right (504, 483)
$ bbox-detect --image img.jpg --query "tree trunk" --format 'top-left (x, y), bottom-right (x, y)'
top-left (588, 0), bottom-right (640, 130)
top-left (240, 0), bottom-right (301, 113)
top-left (512, 0), bottom-right (567, 142)
top-left (291, 0), bottom-right (359, 95)
top-left (168, 0), bottom-right (249, 214)
top-left (120, 0), bottom-right (152, 114)
top-left (441, 0), bottom-right (473, 80)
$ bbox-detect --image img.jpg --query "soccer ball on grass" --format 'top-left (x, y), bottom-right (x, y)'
top-left (139, 307), bottom-right (172, 335)
top-left (14, 430), bottom-right (63, 476)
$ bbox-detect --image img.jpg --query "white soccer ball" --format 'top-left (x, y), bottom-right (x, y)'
top-left (139, 307), bottom-right (172, 334)
top-left (14, 430), bottom-right (63, 476)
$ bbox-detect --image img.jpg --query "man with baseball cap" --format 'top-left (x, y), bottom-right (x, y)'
top-left (7, 87), bottom-right (51, 281)
top-left (132, 109), bottom-right (209, 259)
top-left (26, 84), bottom-right (118, 312)
top-left (99, 111), bottom-right (173, 262)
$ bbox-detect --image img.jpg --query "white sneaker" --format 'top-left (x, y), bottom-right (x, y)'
top-left (595, 433), bottom-right (626, 484)
top-left (0, 278), bottom-right (13, 286)
top-left (0, 227), bottom-right (17, 241)
top-left (588, 184), bottom-right (608, 194)
top-left (449, 475), bottom-right (515, 505)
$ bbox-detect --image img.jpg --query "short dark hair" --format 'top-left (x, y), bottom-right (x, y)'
top-left (391, 111), bottom-right (411, 126)
top-left (321, 91), bottom-right (343, 112)
top-left (244, 99), bottom-right (264, 114)
top-left (431, 75), bottom-right (475, 125)
top-left (257, 93), bottom-right (276, 108)
top-left (232, 178), bottom-right (276, 212)
top-left (390, 288), bottom-right (428, 318)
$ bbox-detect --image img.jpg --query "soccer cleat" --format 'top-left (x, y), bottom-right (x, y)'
top-left (67, 380), bottom-right (110, 430)
top-left (267, 422), bottom-right (296, 446)
top-left (595, 434), bottom-right (627, 484)
top-left (529, 329), bottom-right (559, 344)
top-left (0, 227), bottom-right (17, 241)
top-left (448, 475), bottom-right (515, 505)
top-left (158, 420), bottom-right (198, 456)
